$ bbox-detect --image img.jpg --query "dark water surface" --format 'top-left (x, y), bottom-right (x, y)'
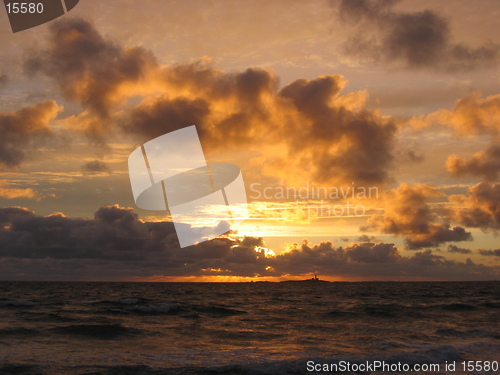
top-left (0, 281), bottom-right (498, 374)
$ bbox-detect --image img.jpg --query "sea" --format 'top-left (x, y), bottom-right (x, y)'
top-left (0, 281), bottom-right (498, 375)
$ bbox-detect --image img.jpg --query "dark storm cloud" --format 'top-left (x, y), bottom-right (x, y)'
top-left (23, 18), bottom-right (398, 187)
top-left (0, 205), bottom-right (270, 277)
top-left (273, 241), bottom-right (496, 280)
top-left (345, 242), bottom-right (400, 263)
top-left (162, 62), bottom-right (279, 106)
top-left (0, 206), bottom-right (497, 280)
top-left (365, 183), bottom-right (472, 249)
top-left (447, 245), bottom-right (472, 254)
top-left (274, 241), bottom-right (348, 275)
top-left (23, 18), bottom-right (277, 144)
top-left (407, 250), bottom-right (444, 266)
top-left (0, 207), bottom-right (34, 224)
top-left (0, 100), bottom-right (61, 168)
top-left (0, 205), bottom-right (156, 260)
top-left (477, 249), bottom-right (500, 257)
top-left (81, 160), bottom-right (111, 174)
top-left (154, 65), bottom-right (279, 147)
top-left (447, 144), bottom-right (500, 182)
top-left (0, 205), bottom-right (266, 270)
top-left (450, 182), bottom-right (500, 231)
top-left (125, 72), bottom-right (397, 185)
top-left (122, 97), bottom-right (211, 142)
top-left (336, 0), bottom-right (499, 71)
top-left (276, 76), bottom-right (397, 185)
top-left (24, 18), bottom-right (158, 139)
top-left (404, 226), bottom-right (471, 250)
top-left (120, 63), bottom-right (281, 148)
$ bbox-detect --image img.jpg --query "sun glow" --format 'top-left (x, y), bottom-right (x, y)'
top-left (132, 273), bottom-right (348, 282)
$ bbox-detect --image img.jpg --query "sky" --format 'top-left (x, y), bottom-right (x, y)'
top-left (0, 0), bottom-right (499, 281)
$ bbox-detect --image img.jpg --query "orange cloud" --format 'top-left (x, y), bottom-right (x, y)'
top-left (450, 182), bottom-right (500, 231)
top-left (0, 187), bottom-right (37, 200)
top-left (411, 93), bottom-right (500, 137)
top-left (365, 183), bottom-right (471, 249)
top-left (446, 144), bottom-right (500, 181)
top-left (0, 100), bottom-right (62, 168)
top-left (25, 18), bottom-right (397, 188)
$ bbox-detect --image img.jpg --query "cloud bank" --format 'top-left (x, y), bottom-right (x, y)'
top-left (0, 205), bottom-right (497, 281)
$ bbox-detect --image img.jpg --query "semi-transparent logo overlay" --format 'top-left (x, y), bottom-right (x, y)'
top-left (128, 125), bottom-right (248, 247)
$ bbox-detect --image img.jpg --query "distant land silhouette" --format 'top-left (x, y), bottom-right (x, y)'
top-left (280, 273), bottom-right (330, 283)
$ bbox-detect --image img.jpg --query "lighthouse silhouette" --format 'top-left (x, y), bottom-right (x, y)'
top-left (4, 0), bottom-right (79, 33)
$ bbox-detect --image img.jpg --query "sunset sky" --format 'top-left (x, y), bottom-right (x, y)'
top-left (1, 0), bottom-right (499, 281)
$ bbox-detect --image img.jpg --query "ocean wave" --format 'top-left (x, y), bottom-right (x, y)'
top-left (123, 303), bottom-right (180, 314)
top-left (51, 324), bottom-right (139, 339)
top-left (118, 298), bottom-right (140, 305)
top-left (362, 305), bottom-right (397, 318)
top-left (324, 310), bottom-right (353, 317)
top-left (0, 327), bottom-right (39, 336)
top-left (0, 365), bottom-right (41, 374)
top-left (436, 328), bottom-right (498, 338)
top-left (87, 298), bottom-right (150, 306)
top-left (484, 301), bottom-right (500, 308)
top-left (440, 303), bottom-right (477, 311)
top-left (192, 305), bottom-right (247, 316)
top-left (16, 311), bottom-right (76, 323)
top-left (0, 300), bottom-right (40, 307)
